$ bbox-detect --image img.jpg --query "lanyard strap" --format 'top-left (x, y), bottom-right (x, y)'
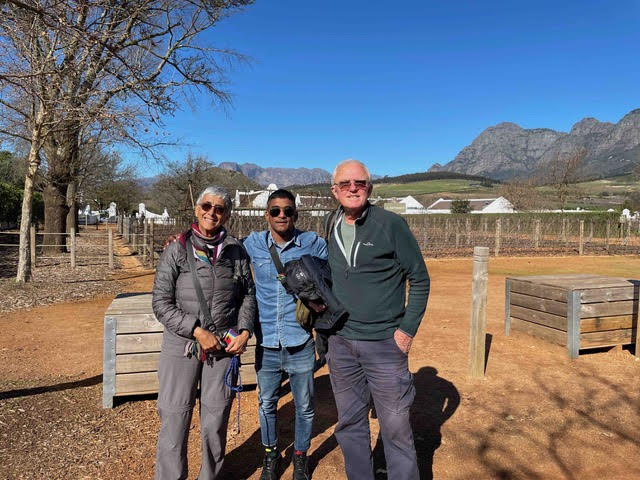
top-left (186, 236), bottom-right (217, 334)
top-left (266, 231), bottom-right (285, 273)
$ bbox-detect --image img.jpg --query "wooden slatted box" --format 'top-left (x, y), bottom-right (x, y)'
top-left (103, 292), bottom-right (257, 408)
top-left (505, 274), bottom-right (639, 358)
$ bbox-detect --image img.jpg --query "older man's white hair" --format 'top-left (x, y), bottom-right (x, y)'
top-left (331, 158), bottom-right (372, 183)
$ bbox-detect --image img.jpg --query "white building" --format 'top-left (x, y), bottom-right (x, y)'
top-left (137, 203), bottom-right (174, 224)
top-left (426, 197), bottom-right (515, 214)
top-left (399, 195), bottom-right (428, 214)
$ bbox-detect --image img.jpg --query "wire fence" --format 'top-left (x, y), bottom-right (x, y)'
top-left (407, 214), bottom-right (639, 257)
top-left (2, 211), bottom-right (639, 277)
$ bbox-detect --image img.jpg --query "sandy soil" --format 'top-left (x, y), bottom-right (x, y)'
top-left (1, 249), bottom-right (639, 479)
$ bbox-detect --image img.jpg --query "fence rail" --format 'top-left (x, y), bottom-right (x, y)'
top-left (2, 212), bottom-right (639, 275)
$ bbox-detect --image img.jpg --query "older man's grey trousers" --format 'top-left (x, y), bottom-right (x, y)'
top-left (155, 344), bottom-right (234, 480)
top-left (327, 334), bottom-right (419, 480)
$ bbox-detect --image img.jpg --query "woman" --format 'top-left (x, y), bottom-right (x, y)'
top-left (152, 185), bottom-right (256, 480)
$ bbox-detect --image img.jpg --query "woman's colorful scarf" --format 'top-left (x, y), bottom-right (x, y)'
top-left (187, 222), bottom-right (227, 265)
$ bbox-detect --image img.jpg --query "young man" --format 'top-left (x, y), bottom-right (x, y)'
top-left (325, 159), bottom-right (430, 480)
top-left (243, 189), bottom-right (327, 480)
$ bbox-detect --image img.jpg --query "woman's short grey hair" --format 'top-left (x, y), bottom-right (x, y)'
top-left (332, 158), bottom-right (371, 183)
top-left (196, 185), bottom-right (232, 213)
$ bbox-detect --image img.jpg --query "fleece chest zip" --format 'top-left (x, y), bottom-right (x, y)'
top-left (334, 217), bottom-right (362, 268)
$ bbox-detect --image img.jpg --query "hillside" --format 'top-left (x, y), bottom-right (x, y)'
top-left (217, 162), bottom-right (331, 187)
top-left (431, 108), bottom-right (640, 181)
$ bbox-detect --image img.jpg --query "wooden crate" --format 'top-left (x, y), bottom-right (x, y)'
top-left (505, 274), bottom-right (639, 358)
top-left (103, 292), bottom-right (257, 408)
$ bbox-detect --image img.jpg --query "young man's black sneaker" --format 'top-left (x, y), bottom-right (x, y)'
top-left (292, 451), bottom-right (310, 480)
top-left (259, 447), bottom-right (280, 480)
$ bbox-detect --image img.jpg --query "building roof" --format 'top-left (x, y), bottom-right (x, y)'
top-left (426, 197), bottom-right (514, 212)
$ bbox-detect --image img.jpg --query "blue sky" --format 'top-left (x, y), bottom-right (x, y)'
top-left (148, 0), bottom-right (640, 177)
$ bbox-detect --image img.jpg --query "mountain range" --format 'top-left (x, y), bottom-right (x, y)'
top-left (217, 162), bottom-right (331, 187)
top-left (430, 108), bottom-right (640, 180)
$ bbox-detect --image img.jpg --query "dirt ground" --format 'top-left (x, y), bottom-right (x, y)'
top-left (1, 247), bottom-right (640, 479)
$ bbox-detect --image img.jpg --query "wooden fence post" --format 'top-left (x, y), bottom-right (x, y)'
top-left (494, 218), bottom-right (501, 257)
top-left (108, 228), bottom-right (114, 269)
top-left (132, 220), bottom-right (138, 251)
top-left (589, 221), bottom-right (594, 242)
top-left (143, 220), bottom-right (148, 263)
top-left (70, 227), bottom-right (76, 269)
top-left (625, 221), bottom-right (631, 246)
top-left (30, 224), bottom-right (36, 268)
top-left (150, 220), bottom-right (155, 269)
top-left (606, 220), bottom-right (610, 253)
top-left (465, 217), bottom-right (471, 245)
top-left (534, 219), bottom-right (541, 250)
top-left (422, 217), bottom-right (428, 250)
top-left (469, 246), bottom-right (489, 378)
top-left (579, 220), bottom-right (584, 255)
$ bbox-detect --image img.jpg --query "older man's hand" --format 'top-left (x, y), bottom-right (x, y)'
top-left (163, 234), bottom-right (178, 249)
top-left (394, 329), bottom-right (413, 354)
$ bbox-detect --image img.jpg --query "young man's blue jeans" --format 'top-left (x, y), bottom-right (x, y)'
top-left (256, 338), bottom-right (315, 452)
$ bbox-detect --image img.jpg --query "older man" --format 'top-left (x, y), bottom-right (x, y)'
top-left (325, 159), bottom-right (430, 480)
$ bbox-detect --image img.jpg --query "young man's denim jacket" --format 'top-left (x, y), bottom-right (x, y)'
top-left (243, 229), bottom-right (327, 348)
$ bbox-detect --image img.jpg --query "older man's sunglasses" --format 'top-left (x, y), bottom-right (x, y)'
top-left (334, 179), bottom-right (369, 191)
top-left (268, 206), bottom-right (296, 217)
top-left (200, 202), bottom-right (226, 215)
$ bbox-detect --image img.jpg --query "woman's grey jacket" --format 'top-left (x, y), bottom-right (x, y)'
top-left (152, 232), bottom-right (256, 349)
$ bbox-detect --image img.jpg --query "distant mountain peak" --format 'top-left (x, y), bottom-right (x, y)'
top-left (217, 162), bottom-right (331, 187)
top-left (434, 108), bottom-right (640, 180)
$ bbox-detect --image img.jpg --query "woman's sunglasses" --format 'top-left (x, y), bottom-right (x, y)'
top-left (200, 202), bottom-right (226, 215)
top-left (268, 206), bottom-right (296, 218)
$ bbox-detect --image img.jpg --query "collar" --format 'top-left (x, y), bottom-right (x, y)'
top-left (266, 229), bottom-right (302, 250)
top-left (336, 202), bottom-right (371, 226)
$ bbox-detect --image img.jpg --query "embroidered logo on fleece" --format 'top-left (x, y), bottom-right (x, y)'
top-left (362, 242), bottom-right (374, 246)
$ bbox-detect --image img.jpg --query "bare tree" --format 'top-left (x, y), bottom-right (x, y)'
top-left (0, 0), bottom-right (253, 282)
top-left (498, 178), bottom-right (549, 211)
top-left (545, 147), bottom-right (587, 210)
top-left (149, 154), bottom-right (260, 221)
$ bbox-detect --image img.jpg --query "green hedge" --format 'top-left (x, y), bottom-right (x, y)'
top-left (0, 182), bottom-right (44, 226)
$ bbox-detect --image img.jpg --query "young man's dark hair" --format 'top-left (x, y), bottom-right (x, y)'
top-left (267, 188), bottom-right (296, 205)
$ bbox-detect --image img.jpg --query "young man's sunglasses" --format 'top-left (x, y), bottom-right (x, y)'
top-left (200, 202), bottom-right (226, 215)
top-left (334, 179), bottom-right (369, 191)
top-left (268, 206), bottom-right (296, 217)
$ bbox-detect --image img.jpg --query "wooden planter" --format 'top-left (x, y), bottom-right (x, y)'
top-left (103, 292), bottom-right (256, 408)
top-left (505, 274), bottom-right (639, 358)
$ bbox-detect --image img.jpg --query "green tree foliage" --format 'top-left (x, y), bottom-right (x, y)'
top-left (451, 199), bottom-right (472, 214)
top-left (375, 171), bottom-right (497, 184)
top-left (0, 182), bottom-right (43, 226)
top-left (149, 155), bottom-right (261, 220)
top-left (625, 191), bottom-right (640, 211)
top-left (621, 198), bottom-right (634, 212)
top-left (0, 150), bottom-right (29, 188)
